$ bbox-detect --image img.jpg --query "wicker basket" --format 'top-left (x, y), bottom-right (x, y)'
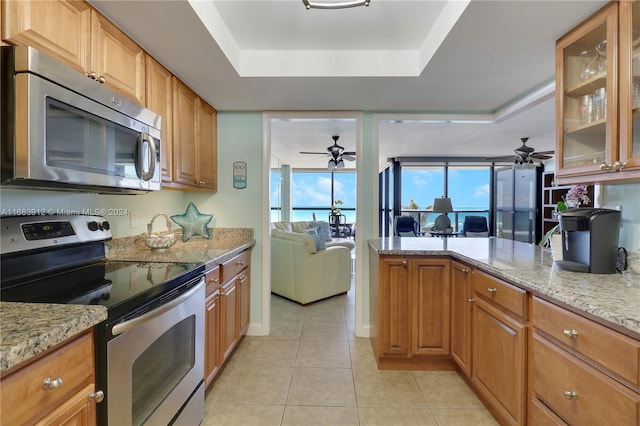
top-left (144, 214), bottom-right (177, 252)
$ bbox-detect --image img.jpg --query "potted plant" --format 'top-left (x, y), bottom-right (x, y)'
top-left (330, 199), bottom-right (343, 216)
top-left (539, 184), bottom-right (591, 248)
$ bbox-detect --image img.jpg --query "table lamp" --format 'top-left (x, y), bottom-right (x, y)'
top-left (432, 197), bottom-right (453, 231)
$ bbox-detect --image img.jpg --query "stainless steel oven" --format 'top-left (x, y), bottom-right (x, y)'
top-left (1, 46), bottom-right (161, 194)
top-left (105, 276), bottom-right (204, 426)
top-left (0, 215), bottom-right (205, 426)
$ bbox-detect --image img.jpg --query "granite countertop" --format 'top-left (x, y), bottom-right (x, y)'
top-left (369, 237), bottom-right (640, 338)
top-left (0, 303), bottom-right (107, 373)
top-left (1, 229), bottom-right (254, 374)
top-left (106, 228), bottom-right (255, 266)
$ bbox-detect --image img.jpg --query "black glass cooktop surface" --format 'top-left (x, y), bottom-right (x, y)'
top-left (1, 260), bottom-right (204, 313)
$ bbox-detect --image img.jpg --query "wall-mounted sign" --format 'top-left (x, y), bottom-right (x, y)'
top-left (233, 161), bottom-right (247, 189)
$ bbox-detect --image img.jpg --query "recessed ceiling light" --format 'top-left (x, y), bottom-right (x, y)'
top-left (302, 0), bottom-right (370, 10)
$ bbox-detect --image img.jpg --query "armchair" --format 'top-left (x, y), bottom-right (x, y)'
top-left (394, 215), bottom-right (419, 237)
top-left (462, 216), bottom-right (489, 237)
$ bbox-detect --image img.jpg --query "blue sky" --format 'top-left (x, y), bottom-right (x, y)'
top-left (271, 167), bottom-right (490, 212)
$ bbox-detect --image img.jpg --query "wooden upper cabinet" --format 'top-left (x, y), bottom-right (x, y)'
top-left (2, 1), bottom-right (145, 104)
top-left (555, 1), bottom-right (640, 183)
top-left (1, 0), bottom-right (92, 72)
top-left (146, 56), bottom-right (173, 182)
top-left (171, 77), bottom-right (217, 191)
top-left (173, 77), bottom-right (199, 186)
top-left (90, 11), bottom-right (145, 104)
top-left (198, 100), bottom-right (218, 191)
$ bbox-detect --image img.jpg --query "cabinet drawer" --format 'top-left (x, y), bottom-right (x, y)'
top-left (529, 398), bottom-right (568, 426)
top-left (205, 265), bottom-right (221, 296)
top-left (221, 250), bottom-right (250, 283)
top-left (472, 270), bottom-right (527, 320)
top-left (533, 297), bottom-right (640, 388)
top-left (532, 333), bottom-right (640, 426)
top-left (1, 331), bottom-right (94, 425)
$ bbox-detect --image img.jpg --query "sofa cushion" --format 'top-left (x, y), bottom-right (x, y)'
top-left (272, 229), bottom-right (317, 253)
top-left (272, 221), bottom-right (292, 232)
top-left (311, 221), bottom-right (332, 242)
top-left (290, 221), bottom-right (314, 233)
top-left (304, 228), bottom-right (327, 251)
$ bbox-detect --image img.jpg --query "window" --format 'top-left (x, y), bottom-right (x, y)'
top-left (399, 163), bottom-right (491, 232)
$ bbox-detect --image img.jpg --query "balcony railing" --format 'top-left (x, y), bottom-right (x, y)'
top-left (396, 209), bottom-right (490, 234)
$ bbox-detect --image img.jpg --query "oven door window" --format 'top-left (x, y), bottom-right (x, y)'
top-left (46, 98), bottom-right (140, 179)
top-left (131, 316), bottom-right (196, 425)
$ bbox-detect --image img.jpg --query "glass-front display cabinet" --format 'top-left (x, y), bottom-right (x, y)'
top-left (556, 1), bottom-right (640, 183)
top-left (620, 0), bottom-right (640, 171)
top-left (556, 2), bottom-right (617, 178)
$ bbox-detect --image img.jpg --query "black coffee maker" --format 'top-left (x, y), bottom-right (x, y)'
top-left (556, 208), bottom-right (621, 274)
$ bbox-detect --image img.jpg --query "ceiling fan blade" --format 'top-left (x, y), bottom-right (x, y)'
top-left (531, 153), bottom-right (554, 160)
top-left (299, 151), bottom-right (328, 155)
top-left (342, 154), bottom-right (356, 161)
top-left (343, 151), bottom-right (356, 156)
top-left (533, 150), bottom-right (554, 155)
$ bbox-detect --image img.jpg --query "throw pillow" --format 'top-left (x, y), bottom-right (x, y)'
top-left (273, 230), bottom-right (317, 253)
top-left (304, 228), bottom-right (326, 251)
top-left (312, 220), bottom-right (332, 242)
top-left (272, 221), bottom-right (292, 232)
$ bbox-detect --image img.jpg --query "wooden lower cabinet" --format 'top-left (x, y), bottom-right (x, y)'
top-left (532, 333), bottom-right (640, 425)
top-left (205, 249), bottom-right (251, 387)
top-left (450, 261), bottom-right (473, 377)
top-left (371, 254), bottom-right (452, 369)
top-left (472, 297), bottom-right (527, 426)
top-left (0, 330), bottom-right (99, 426)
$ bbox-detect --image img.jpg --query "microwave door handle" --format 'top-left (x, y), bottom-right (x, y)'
top-left (136, 133), bottom-right (157, 181)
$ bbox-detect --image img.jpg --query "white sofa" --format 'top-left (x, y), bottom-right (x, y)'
top-left (271, 220), bottom-right (356, 250)
top-left (271, 229), bottom-right (351, 305)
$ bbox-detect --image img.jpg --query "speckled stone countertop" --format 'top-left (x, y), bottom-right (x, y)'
top-left (1, 228), bottom-right (254, 374)
top-left (369, 237), bottom-right (640, 338)
top-left (106, 227), bottom-right (255, 266)
top-left (0, 303), bottom-right (107, 373)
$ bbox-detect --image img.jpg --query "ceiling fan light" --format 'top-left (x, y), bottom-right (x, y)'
top-left (328, 159), bottom-right (337, 169)
top-left (336, 159), bottom-right (345, 169)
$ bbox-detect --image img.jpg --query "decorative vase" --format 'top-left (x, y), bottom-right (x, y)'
top-left (550, 233), bottom-right (563, 261)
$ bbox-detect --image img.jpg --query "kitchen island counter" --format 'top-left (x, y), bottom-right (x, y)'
top-left (0, 303), bottom-right (107, 373)
top-left (369, 237), bottom-right (640, 338)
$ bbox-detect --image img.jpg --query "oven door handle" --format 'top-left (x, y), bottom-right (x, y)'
top-left (111, 279), bottom-right (203, 336)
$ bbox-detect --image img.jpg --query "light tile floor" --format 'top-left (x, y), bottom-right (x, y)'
top-left (204, 285), bottom-right (498, 426)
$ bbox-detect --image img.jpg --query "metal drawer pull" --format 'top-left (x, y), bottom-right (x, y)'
top-left (42, 377), bottom-right (63, 390)
top-left (89, 390), bottom-right (105, 403)
top-left (461, 268), bottom-right (469, 273)
top-left (237, 261), bottom-right (245, 266)
top-left (487, 287), bottom-right (497, 294)
top-left (563, 329), bottom-right (579, 339)
top-left (468, 298), bottom-right (476, 303)
top-left (564, 390), bottom-right (578, 400)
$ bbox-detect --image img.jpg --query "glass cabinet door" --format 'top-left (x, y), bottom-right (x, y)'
top-left (556, 3), bottom-right (618, 176)
top-left (620, 0), bottom-right (640, 171)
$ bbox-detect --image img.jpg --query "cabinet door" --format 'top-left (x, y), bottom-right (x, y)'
top-left (205, 290), bottom-right (221, 388)
top-left (555, 2), bottom-right (618, 178)
top-left (197, 99), bottom-right (217, 191)
top-left (620, 0), bottom-right (640, 171)
top-left (1, 0), bottom-right (91, 73)
top-left (220, 279), bottom-right (239, 363)
top-left (378, 256), bottom-right (410, 357)
top-left (172, 78), bottom-right (199, 186)
top-left (90, 11), bottom-right (145, 104)
top-left (472, 298), bottom-right (527, 426)
top-left (146, 56), bottom-right (173, 183)
top-left (238, 267), bottom-right (251, 336)
top-left (451, 261), bottom-right (473, 377)
top-left (410, 258), bottom-right (450, 356)
top-left (35, 384), bottom-right (97, 426)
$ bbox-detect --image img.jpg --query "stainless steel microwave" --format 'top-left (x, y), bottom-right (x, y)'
top-left (1, 46), bottom-right (161, 194)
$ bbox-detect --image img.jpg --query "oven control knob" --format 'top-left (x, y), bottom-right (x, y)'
top-left (87, 221), bottom-right (99, 232)
top-left (102, 221), bottom-right (110, 231)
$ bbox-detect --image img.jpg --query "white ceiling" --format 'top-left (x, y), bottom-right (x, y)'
top-left (89, 0), bottom-right (607, 170)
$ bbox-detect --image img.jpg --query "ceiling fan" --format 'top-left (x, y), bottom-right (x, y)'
top-left (300, 135), bottom-right (356, 169)
top-left (487, 137), bottom-right (554, 168)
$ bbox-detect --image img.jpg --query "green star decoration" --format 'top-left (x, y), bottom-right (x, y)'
top-left (170, 202), bottom-right (214, 242)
